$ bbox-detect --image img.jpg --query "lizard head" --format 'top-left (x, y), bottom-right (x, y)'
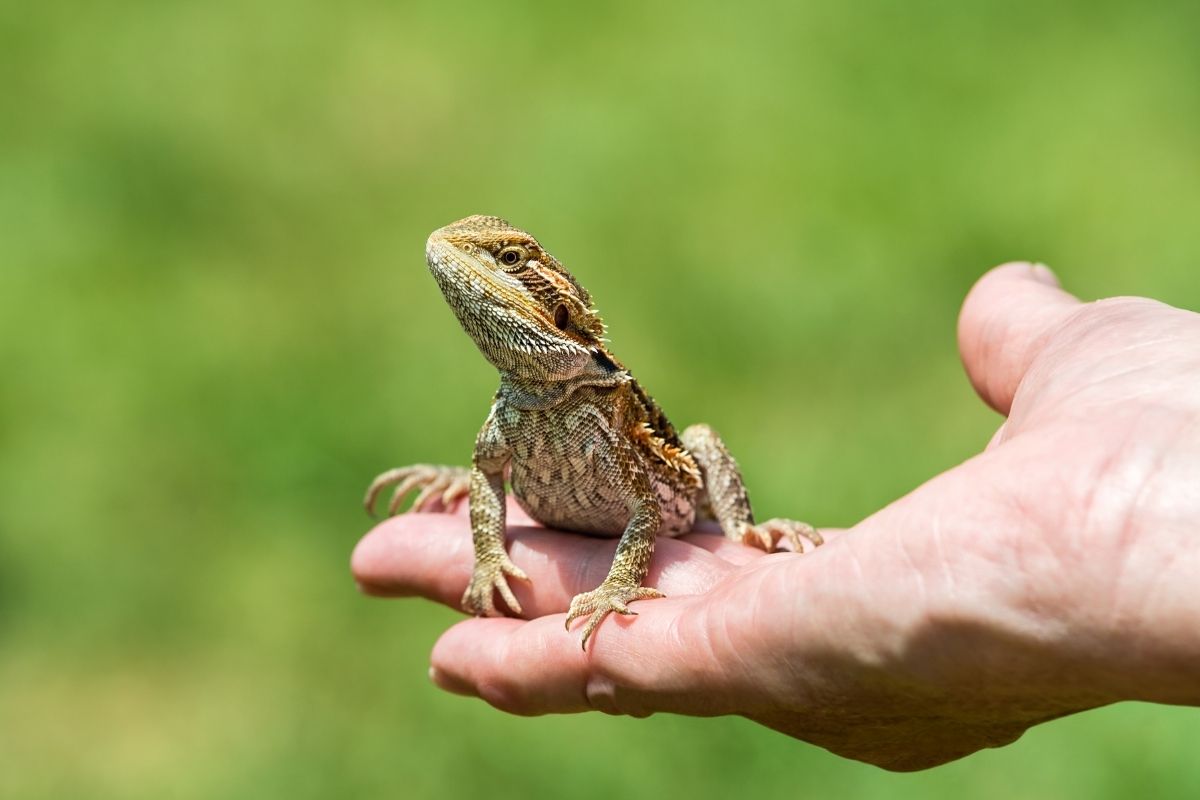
top-left (425, 215), bottom-right (621, 381)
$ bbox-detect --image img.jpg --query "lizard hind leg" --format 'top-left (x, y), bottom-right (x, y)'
top-left (680, 424), bottom-right (822, 554)
top-left (364, 464), bottom-right (471, 517)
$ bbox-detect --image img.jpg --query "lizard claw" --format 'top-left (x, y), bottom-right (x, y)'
top-left (565, 583), bottom-right (665, 650)
top-left (461, 554), bottom-right (530, 617)
top-left (364, 464), bottom-right (471, 517)
top-left (741, 518), bottom-right (824, 553)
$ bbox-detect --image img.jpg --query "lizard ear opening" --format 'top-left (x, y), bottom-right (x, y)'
top-left (553, 304), bottom-right (570, 330)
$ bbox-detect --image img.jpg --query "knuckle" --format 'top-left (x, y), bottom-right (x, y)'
top-left (583, 673), bottom-right (623, 715)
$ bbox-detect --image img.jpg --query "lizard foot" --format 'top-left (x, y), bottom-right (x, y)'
top-left (461, 554), bottom-right (530, 617)
top-left (364, 464), bottom-right (470, 517)
top-left (741, 518), bottom-right (824, 553)
top-left (565, 583), bottom-right (665, 650)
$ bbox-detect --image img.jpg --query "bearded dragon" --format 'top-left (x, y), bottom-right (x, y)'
top-left (366, 215), bottom-right (822, 648)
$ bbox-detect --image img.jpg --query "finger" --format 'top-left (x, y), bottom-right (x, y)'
top-left (957, 262), bottom-right (1082, 415)
top-left (350, 512), bottom-right (736, 617)
top-left (427, 545), bottom-right (847, 718)
top-left (429, 596), bottom-right (739, 717)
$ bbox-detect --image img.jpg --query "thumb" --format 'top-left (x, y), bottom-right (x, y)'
top-left (957, 262), bottom-right (1082, 415)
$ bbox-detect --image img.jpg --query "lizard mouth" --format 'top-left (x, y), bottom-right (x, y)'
top-left (425, 233), bottom-right (536, 318)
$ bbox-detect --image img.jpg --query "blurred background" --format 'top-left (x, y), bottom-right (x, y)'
top-left (3, 0), bottom-right (1199, 797)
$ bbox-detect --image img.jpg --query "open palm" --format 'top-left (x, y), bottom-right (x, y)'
top-left (352, 263), bottom-right (1200, 770)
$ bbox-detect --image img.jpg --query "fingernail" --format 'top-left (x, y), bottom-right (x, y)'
top-left (1029, 263), bottom-right (1060, 287)
top-left (429, 666), bottom-right (475, 697)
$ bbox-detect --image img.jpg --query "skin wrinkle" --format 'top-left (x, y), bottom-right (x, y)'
top-left (990, 411), bottom-right (1183, 687)
top-left (662, 600), bottom-right (729, 715)
top-left (895, 519), bottom-right (930, 612)
top-left (1034, 304), bottom-right (1186, 406)
top-left (986, 421), bottom-right (1008, 450)
top-left (522, 628), bottom-right (580, 714)
top-left (929, 506), bottom-right (957, 605)
top-left (1103, 410), bottom-right (1191, 651)
top-left (653, 543), bottom-right (726, 596)
top-left (475, 636), bottom-right (524, 715)
top-left (646, 605), bottom-right (696, 713)
top-left (1090, 436), bottom-right (1153, 632)
top-left (1132, 543), bottom-right (1198, 700)
top-left (844, 534), bottom-right (868, 590)
top-left (673, 611), bottom-right (719, 712)
top-left (758, 558), bottom-right (830, 710)
top-left (709, 579), bottom-right (755, 698)
top-left (990, 451), bottom-right (1094, 644)
top-left (570, 538), bottom-right (612, 603)
top-left (1056, 361), bottom-right (1171, 418)
top-left (583, 594), bottom-right (693, 711)
top-left (1010, 319), bottom-right (1059, 385)
top-left (1076, 422), bottom-right (1149, 571)
top-left (589, 607), bottom-right (675, 716)
top-left (863, 513), bottom-right (930, 642)
top-left (891, 450), bottom-right (1058, 677)
top-left (805, 536), bottom-right (889, 686)
top-left (856, 543), bottom-right (931, 676)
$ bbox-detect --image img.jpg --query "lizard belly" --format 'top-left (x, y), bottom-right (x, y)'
top-left (511, 461), bottom-right (696, 538)
top-left (501, 402), bottom-right (696, 538)
top-left (510, 457), bottom-right (630, 536)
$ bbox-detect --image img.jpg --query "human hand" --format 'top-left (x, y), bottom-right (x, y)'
top-left (351, 263), bottom-right (1200, 770)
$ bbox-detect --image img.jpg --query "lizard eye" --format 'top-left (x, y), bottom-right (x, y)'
top-left (498, 247), bottom-right (525, 269)
top-left (553, 304), bottom-right (570, 330)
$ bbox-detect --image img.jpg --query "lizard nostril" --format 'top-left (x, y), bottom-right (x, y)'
top-left (554, 304), bottom-right (570, 330)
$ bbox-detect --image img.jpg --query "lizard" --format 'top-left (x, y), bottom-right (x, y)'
top-left (365, 215), bottom-right (822, 648)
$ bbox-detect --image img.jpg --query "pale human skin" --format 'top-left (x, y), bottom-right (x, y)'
top-left (351, 262), bottom-right (1200, 770)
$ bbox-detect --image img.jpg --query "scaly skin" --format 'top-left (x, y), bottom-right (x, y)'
top-left (366, 215), bottom-right (821, 648)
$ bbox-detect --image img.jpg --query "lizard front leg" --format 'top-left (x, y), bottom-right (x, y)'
top-left (564, 502), bottom-right (664, 649)
top-left (682, 423), bottom-right (823, 553)
top-left (564, 442), bottom-right (665, 649)
top-left (461, 411), bottom-right (529, 617)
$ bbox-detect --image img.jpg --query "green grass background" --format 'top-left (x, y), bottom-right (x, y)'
top-left (3, 1), bottom-right (1200, 797)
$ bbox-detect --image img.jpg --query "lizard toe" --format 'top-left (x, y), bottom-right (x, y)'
top-left (743, 518), bottom-right (823, 553)
top-left (461, 555), bottom-right (530, 618)
top-left (565, 584), bottom-right (666, 649)
top-left (364, 464), bottom-right (471, 517)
